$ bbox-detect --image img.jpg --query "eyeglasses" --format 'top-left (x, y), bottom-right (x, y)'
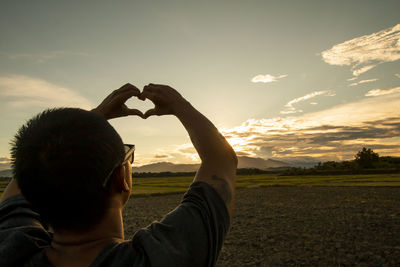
top-left (123, 144), bottom-right (135, 164)
top-left (102, 144), bottom-right (135, 189)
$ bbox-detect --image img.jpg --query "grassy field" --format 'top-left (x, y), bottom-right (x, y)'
top-left (1, 173), bottom-right (400, 197)
top-left (130, 173), bottom-right (400, 196)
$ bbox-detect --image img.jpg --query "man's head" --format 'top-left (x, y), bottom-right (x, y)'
top-left (11, 108), bottom-right (126, 230)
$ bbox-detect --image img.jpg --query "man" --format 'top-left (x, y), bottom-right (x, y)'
top-left (0, 83), bottom-right (237, 266)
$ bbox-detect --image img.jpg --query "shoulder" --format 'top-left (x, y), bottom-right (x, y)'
top-left (130, 182), bottom-right (229, 266)
top-left (0, 194), bottom-right (51, 266)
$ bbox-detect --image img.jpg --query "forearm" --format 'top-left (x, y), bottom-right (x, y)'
top-left (175, 101), bottom-right (237, 169)
top-left (174, 101), bottom-right (237, 217)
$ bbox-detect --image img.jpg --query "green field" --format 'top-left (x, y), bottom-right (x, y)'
top-left (1, 174), bottom-right (400, 197)
top-left (130, 173), bottom-right (400, 196)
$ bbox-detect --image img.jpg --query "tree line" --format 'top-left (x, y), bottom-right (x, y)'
top-left (281, 147), bottom-right (400, 176)
top-left (1, 148), bottom-right (398, 179)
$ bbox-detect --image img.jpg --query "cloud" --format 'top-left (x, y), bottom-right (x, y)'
top-left (136, 143), bottom-right (200, 165)
top-left (0, 50), bottom-right (91, 63)
top-left (365, 86), bottom-right (400, 97)
top-left (349, 78), bottom-right (378, 86)
top-left (281, 90), bottom-right (336, 114)
top-left (0, 157), bottom-right (11, 164)
top-left (220, 92), bottom-right (400, 162)
top-left (310, 102), bottom-right (318, 105)
top-left (172, 144), bottom-right (199, 162)
top-left (251, 74), bottom-right (287, 83)
top-left (321, 24), bottom-right (400, 76)
top-left (351, 65), bottom-right (376, 76)
top-left (0, 75), bottom-right (93, 109)
top-left (136, 92), bottom-right (400, 165)
top-left (357, 78), bottom-right (378, 84)
top-left (0, 157), bottom-right (11, 171)
top-left (396, 73), bottom-right (400, 78)
top-left (154, 154), bottom-right (170, 159)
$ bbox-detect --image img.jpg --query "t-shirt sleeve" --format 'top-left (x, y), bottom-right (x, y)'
top-left (0, 194), bottom-right (51, 266)
top-left (131, 181), bottom-right (230, 267)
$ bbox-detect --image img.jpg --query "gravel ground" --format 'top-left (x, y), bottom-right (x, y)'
top-left (123, 186), bottom-right (400, 266)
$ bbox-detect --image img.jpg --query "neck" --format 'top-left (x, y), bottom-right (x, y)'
top-left (52, 208), bottom-right (124, 244)
top-left (46, 205), bottom-right (125, 266)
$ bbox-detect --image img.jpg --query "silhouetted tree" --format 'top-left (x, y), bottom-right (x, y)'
top-left (354, 147), bottom-right (379, 169)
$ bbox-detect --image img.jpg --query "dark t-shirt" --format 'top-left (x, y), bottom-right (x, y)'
top-left (0, 182), bottom-right (229, 266)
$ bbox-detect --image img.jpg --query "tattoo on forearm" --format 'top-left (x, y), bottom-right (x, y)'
top-left (211, 175), bottom-right (232, 205)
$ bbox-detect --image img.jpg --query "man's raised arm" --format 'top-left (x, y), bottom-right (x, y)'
top-left (140, 84), bottom-right (237, 218)
top-left (0, 83), bottom-right (144, 204)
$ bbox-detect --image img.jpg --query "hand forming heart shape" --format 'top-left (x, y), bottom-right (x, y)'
top-left (92, 83), bottom-right (184, 120)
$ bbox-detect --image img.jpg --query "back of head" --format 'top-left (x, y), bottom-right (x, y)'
top-left (11, 108), bottom-right (125, 231)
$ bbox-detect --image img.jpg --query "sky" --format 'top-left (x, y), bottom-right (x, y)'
top-left (0, 0), bottom-right (399, 169)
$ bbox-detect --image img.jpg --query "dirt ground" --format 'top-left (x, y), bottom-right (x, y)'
top-left (123, 186), bottom-right (400, 266)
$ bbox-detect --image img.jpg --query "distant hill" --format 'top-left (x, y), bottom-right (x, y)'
top-left (133, 162), bottom-right (200, 173)
top-left (273, 157), bottom-right (320, 168)
top-left (237, 156), bottom-right (289, 169)
top-left (133, 156), bottom-right (290, 173)
top-left (0, 157), bottom-right (291, 176)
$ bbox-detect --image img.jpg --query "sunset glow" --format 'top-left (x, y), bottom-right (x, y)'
top-left (0, 1), bottom-right (399, 169)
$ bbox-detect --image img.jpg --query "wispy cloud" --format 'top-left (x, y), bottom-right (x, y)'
top-left (281, 90), bottom-right (336, 114)
top-left (349, 78), bottom-right (378, 86)
top-left (352, 65), bottom-right (376, 76)
top-left (0, 75), bottom-right (93, 109)
top-left (321, 24), bottom-right (400, 76)
top-left (365, 86), bottom-right (400, 97)
top-left (154, 154), bottom-right (170, 159)
top-left (251, 74), bottom-right (287, 83)
top-left (0, 50), bottom-right (91, 63)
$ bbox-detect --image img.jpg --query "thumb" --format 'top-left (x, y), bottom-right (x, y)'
top-left (143, 108), bottom-right (159, 119)
top-left (127, 108), bottom-right (145, 119)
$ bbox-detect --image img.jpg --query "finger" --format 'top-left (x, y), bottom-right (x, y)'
top-left (131, 87), bottom-right (141, 96)
top-left (140, 84), bottom-right (163, 100)
top-left (139, 90), bottom-right (157, 101)
top-left (108, 84), bottom-right (139, 100)
top-left (119, 83), bottom-right (138, 91)
top-left (148, 83), bottom-right (166, 88)
top-left (143, 108), bottom-right (159, 119)
top-left (114, 90), bottom-right (140, 104)
top-left (118, 83), bottom-right (141, 95)
top-left (144, 84), bottom-right (162, 93)
top-left (126, 108), bottom-right (145, 118)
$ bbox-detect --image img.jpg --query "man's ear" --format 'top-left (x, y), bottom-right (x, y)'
top-left (112, 165), bottom-right (130, 192)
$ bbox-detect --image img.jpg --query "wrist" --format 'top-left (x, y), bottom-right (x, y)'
top-left (173, 99), bottom-right (193, 117)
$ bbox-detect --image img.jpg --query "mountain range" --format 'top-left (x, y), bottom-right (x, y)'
top-left (132, 156), bottom-right (291, 173)
top-left (0, 156), bottom-right (318, 177)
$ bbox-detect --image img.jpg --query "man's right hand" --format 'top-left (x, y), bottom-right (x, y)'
top-left (92, 83), bottom-right (144, 120)
top-left (139, 84), bottom-right (189, 119)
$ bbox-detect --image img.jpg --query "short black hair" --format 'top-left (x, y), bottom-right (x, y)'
top-left (11, 108), bottom-right (125, 230)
